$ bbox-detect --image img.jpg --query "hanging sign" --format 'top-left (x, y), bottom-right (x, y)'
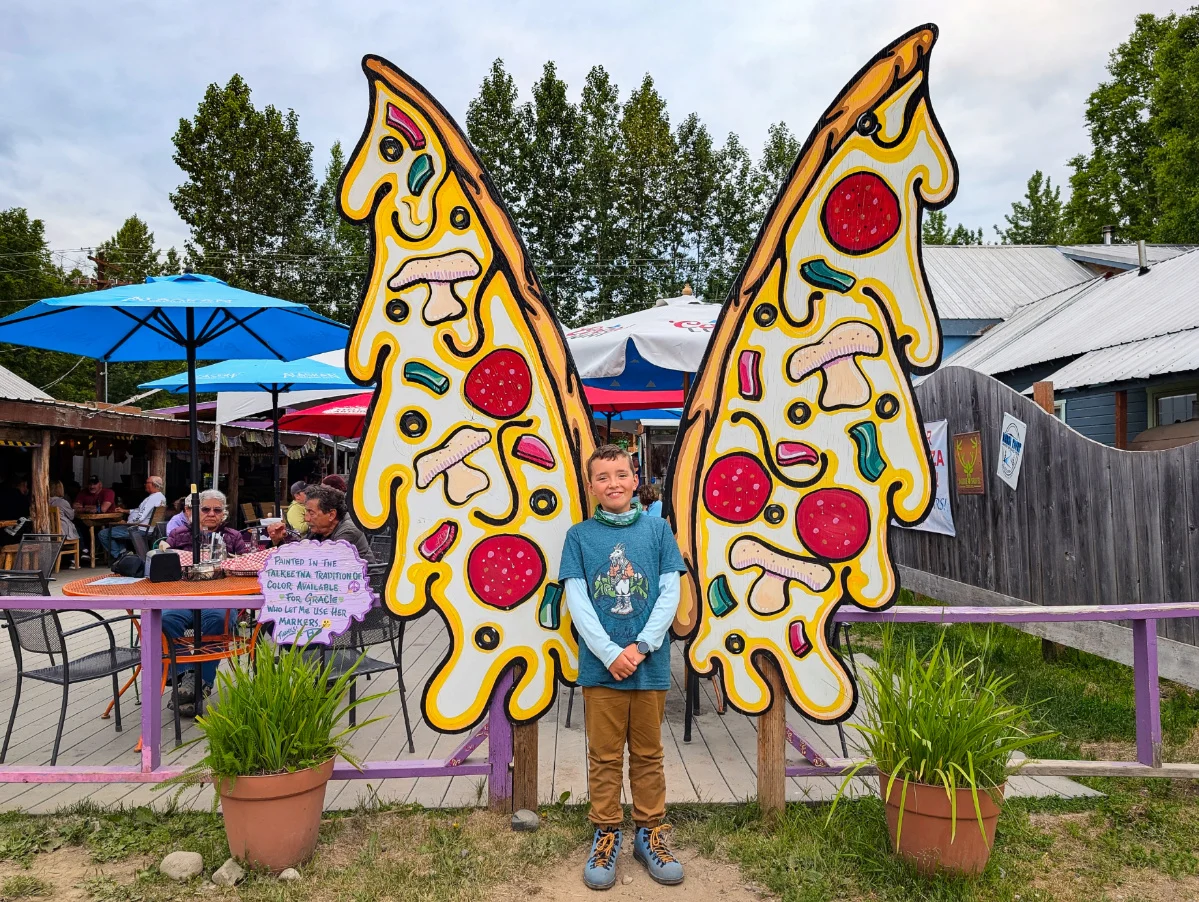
top-left (997, 413), bottom-right (1027, 490)
top-left (257, 540), bottom-right (376, 644)
top-left (901, 420), bottom-right (955, 536)
top-left (953, 431), bottom-right (985, 495)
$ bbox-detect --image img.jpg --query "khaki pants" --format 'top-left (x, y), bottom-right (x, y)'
top-left (582, 686), bottom-right (667, 829)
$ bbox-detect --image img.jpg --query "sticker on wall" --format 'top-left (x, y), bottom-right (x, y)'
top-left (666, 25), bottom-right (957, 721)
top-left (953, 431), bottom-right (985, 495)
top-left (339, 56), bottom-right (593, 733)
top-left (997, 413), bottom-right (1026, 490)
top-left (902, 420), bottom-right (954, 535)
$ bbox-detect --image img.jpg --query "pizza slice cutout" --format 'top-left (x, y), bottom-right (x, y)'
top-left (667, 25), bottom-right (957, 721)
top-left (340, 55), bottom-right (593, 732)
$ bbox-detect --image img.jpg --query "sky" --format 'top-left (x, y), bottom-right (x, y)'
top-left (0, 0), bottom-right (1183, 272)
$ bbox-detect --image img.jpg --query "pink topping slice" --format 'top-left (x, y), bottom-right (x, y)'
top-left (738, 349), bottom-right (762, 401)
top-left (386, 103), bottom-right (427, 149)
top-left (513, 434), bottom-right (556, 470)
top-left (776, 441), bottom-right (819, 467)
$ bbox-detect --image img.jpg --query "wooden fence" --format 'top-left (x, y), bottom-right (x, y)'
top-left (893, 365), bottom-right (1199, 680)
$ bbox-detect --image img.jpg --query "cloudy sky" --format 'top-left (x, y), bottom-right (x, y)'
top-left (1, 0), bottom-right (1181, 269)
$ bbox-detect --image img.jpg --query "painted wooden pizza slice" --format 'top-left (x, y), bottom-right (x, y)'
top-left (667, 25), bottom-right (957, 721)
top-left (340, 55), bottom-right (593, 732)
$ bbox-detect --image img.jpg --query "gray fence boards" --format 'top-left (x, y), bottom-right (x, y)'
top-left (893, 365), bottom-right (1199, 648)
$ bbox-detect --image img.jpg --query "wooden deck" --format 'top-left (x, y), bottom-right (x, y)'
top-left (0, 570), bottom-right (1098, 814)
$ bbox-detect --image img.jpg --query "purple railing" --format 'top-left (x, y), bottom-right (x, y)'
top-left (1, 596), bottom-right (1195, 795)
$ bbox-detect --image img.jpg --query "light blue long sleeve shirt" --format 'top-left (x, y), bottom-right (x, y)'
top-left (565, 571), bottom-right (680, 670)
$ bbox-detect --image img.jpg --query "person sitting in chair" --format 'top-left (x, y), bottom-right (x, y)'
top-left (98, 476), bottom-right (165, 560)
top-left (266, 484), bottom-right (374, 562)
top-left (285, 481), bottom-right (309, 535)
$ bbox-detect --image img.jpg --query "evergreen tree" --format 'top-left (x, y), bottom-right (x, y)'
top-left (923, 211), bottom-right (983, 245)
top-left (465, 59), bottom-right (531, 220)
top-left (170, 74), bottom-right (318, 300)
top-left (312, 141), bottom-right (368, 323)
top-left (756, 121), bottom-right (800, 216)
top-left (995, 170), bottom-right (1064, 244)
top-left (95, 214), bottom-right (160, 284)
top-left (706, 134), bottom-right (758, 304)
top-left (670, 113), bottom-right (718, 297)
top-left (577, 65), bottom-right (628, 322)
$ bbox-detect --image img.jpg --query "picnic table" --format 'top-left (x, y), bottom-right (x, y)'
top-left (76, 511), bottom-right (124, 565)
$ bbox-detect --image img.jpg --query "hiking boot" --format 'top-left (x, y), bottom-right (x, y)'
top-left (175, 672), bottom-right (196, 704)
top-left (582, 827), bottom-right (622, 890)
top-left (633, 825), bottom-right (683, 885)
top-left (177, 683), bottom-right (210, 719)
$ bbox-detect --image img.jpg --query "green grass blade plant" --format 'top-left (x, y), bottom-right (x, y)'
top-left (831, 625), bottom-right (1054, 847)
top-left (166, 640), bottom-right (389, 792)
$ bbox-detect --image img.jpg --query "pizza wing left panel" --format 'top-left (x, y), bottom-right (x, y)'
top-left (340, 56), bottom-right (591, 733)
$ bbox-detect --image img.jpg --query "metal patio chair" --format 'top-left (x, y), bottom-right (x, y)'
top-left (0, 535), bottom-right (65, 596)
top-left (0, 603), bottom-right (140, 765)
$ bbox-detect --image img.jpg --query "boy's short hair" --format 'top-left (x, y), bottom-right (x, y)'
top-left (638, 483), bottom-right (660, 506)
top-left (586, 444), bottom-right (635, 480)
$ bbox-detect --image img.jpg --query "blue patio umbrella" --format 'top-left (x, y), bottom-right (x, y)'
top-left (140, 357), bottom-right (361, 510)
top-left (0, 272), bottom-right (348, 568)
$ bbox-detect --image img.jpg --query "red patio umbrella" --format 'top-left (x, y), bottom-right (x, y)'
top-left (278, 392), bottom-right (372, 439)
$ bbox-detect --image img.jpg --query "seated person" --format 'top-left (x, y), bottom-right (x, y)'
top-left (321, 473), bottom-right (348, 493)
top-left (160, 489), bottom-right (248, 718)
top-left (285, 481), bottom-right (309, 535)
top-left (49, 480), bottom-right (78, 541)
top-left (164, 489), bottom-right (249, 556)
top-left (639, 483), bottom-right (663, 517)
top-left (74, 475), bottom-right (115, 514)
top-left (165, 496), bottom-right (190, 535)
top-left (98, 476), bottom-right (165, 560)
top-left (266, 484), bottom-right (374, 562)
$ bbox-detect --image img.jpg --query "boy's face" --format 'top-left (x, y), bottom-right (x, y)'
top-left (587, 455), bottom-right (640, 514)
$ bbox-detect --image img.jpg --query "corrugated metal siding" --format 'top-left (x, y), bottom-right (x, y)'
top-left (1042, 329), bottom-right (1199, 389)
top-left (923, 245), bottom-right (1094, 320)
top-left (1059, 244), bottom-right (1195, 270)
top-left (1064, 391), bottom-right (1117, 445)
top-left (0, 365), bottom-right (50, 402)
top-left (946, 248), bottom-right (1199, 379)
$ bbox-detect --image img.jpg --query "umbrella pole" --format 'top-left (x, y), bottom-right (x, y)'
top-left (272, 386), bottom-right (282, 513)
top-left (185, 310), bottom-right (202, 658)
top-left (606, 412), bottom-right (613, 443)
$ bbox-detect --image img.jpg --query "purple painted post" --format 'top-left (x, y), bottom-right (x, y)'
top-left (487, 671), bottom-right (514, 811)
top-left (140, 608), bottom-right (162, 774)
top-left (1132, 619), bottom-right (1163, 768)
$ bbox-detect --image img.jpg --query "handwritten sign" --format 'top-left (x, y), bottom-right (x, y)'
top-left (257, 540), bottom-right (376, 644)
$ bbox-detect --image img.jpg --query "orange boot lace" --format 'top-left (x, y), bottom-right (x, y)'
top-left (590, 829), bottom-right (619, 869)
top-left (647, 824), bottom-right (676, 863)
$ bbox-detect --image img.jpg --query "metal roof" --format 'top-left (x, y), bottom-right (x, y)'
top-left (947, 247), bottom-right (1199, 382)
top-left (922, 245), bottom-right (1094, 321)
top-left (1058, 244), bottom-right (1196, 271)
top-left (0, 364), bottom-right (51, 402)
top-left (1042, 329), bottom-right (1199, 390)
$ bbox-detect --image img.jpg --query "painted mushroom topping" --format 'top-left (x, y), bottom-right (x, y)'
top-left (414, 425), bottom-right (492, 505)
top-left (388, 251), bottom-right (482, 325)
top-left (787, 321), bottom-right (882, 410)
top-left (729, 536), bottom-right (833, 616)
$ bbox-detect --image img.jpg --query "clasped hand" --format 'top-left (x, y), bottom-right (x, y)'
top-left (607, 643), bottom-right (646, 680)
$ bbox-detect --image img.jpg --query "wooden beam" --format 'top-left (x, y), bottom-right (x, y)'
top-left (148, 441), bottom-right (167, 483)
top-left (1032, 381), bottom-right (1055, 416)
top-left (512, 722), bottom-right (538, 812)
top-left (31, 430), bottom-right (51, 533)
top-left (227, 449), bottom-right (240, 528)
top-left (0, 399), bottom-right (188, 439)
top-left (1114, 389), bottom-right (1128, 449)
top-left (757, 659), bottom-right (786, 818)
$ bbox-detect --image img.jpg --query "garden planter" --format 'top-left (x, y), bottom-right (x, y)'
top-left (219, 758), bottom-right (334, 872)
top-left (879, 774), bottom-right (1005, 876)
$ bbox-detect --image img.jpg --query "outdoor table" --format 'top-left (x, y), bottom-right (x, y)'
top-left (76, 511), bottom-right (124, 565)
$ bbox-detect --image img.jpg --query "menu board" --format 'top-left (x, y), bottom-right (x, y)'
top-left (257, 540), bottom-right (377, 644)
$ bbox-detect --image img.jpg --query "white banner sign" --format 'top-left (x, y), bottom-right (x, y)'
top-left (900, 419), bottom-right (955, 537)
top-left (997, 413), bottom-right (1027, 490)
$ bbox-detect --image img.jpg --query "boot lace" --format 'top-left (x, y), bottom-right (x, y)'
top-left (647, 824), bottom-right (676, 863)
top-left (590, 830), bottom-right (618, 869)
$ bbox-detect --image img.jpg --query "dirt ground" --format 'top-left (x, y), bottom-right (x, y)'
top-left (0, 848), bottom-right (146, 901)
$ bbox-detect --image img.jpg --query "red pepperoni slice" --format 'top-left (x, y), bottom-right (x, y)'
top-left (702, 454), bottom-right (771, 524)
top-left (467, 535), bottom-right (545, 610)
top-left (820, 172), bottom-right (901, 255)
top-left (795, 488), bottom-right (870, 561)
top-left (464, 349), bottom-right (532, 419)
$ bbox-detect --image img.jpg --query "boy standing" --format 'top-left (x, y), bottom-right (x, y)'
top-left (559, 445), bottom-right (687, 890)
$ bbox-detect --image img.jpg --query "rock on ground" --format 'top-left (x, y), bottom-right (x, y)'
top-left (160, 851), bottom-right (204, 881)
top-left (211, 858), bottom-right (246, 886)
top-left (511, 809), bottom-right (540, 832)
top-left (279, 867), bottom-right (302, 882)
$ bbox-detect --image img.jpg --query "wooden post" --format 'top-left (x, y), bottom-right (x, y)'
top-left (1114, 390), bottom-right (1128, 450)
top-left (148, 441), bottom-right (167, 483)
top-left (278, 454), bottom-right (289, 511)
top-left (227, 449), bottom-right (240, 527)
top-left (1032, 381), bottom-right (1055, 416)
top-left (757, 659), bottom-right (786, 818)
top-left (31, 430), bottom-right (51, 533)
top-left (512, 722), bottom-right (539, 812)
top-left (487, 672), bottom-right (515, 812)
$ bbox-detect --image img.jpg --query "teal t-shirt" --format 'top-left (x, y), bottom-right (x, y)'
top-left (558, 514), bottom-right (687, 690)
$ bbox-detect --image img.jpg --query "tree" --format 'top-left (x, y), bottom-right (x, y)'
top-left (1147, 10), bottom-right (1199, 242)
top-left (95, 214), bottom-right (160, 284)
top-left (465, 59), bottom-right (531, 220)
top-left (706, 134), bottom-right (758, 303)
top-left (670, 113), bottom-right (718, 297)
top-left (170, 74), bottom-right (318, 300)
top-left (576, 65), bottom-right (628, 322)
top-left (311, 142), bottom-right (368, 323)
top-left (1064, 13), bottom-right (1174, 242)
top-left (923, 210), bottom-right (983, 245)
top-left (523, 63), bottom-right (585, 323)
top-left (616, 75), bottom-right (675, 313)
top-left (756, 121), bottom-right (800, 216)
top-left (995, 170), bottom-right (1064, 244)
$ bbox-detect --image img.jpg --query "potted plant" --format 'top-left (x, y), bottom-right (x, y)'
top-left (170, 642), bottom-right (383, 873)
top-left (833, 627), bottom-right (1052, 876)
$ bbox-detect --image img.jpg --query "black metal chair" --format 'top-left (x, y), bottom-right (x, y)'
top-left (0, 535), bottom-right (65, 596)
top-left (368, 531), bottom-right (393, 564)
top-left (0, 601), bottom-right (140, 765)
top-left (302, 563), bottom-right (414, 752)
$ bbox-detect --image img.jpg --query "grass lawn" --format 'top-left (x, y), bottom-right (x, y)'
top-left (0, 617), bottom-right (1195, 900)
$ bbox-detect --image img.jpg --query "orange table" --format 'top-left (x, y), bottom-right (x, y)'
top-left (62, 574), bottom-right (261, 597)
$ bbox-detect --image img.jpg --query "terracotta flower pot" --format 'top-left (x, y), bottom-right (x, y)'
top-left (218, 758), bottom-right (334, 873)
top-left (878, 773), bottom-right (1005, 876)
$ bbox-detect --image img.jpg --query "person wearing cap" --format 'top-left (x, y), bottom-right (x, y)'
top-left (98, 475), bottom-right (166, 560)
top-left (285, 481), bottom-right (310, 535)
top-left (266, 484), bottom-right (374, 562)
top-left (73, 476), bottom-right (115, 562)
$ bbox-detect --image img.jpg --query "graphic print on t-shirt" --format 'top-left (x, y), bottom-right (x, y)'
top-left (591, 543), bottom-right (649, 616)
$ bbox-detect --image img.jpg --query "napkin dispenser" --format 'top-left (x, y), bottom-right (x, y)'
top-left (147, 550), bottom-right (182, 583)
